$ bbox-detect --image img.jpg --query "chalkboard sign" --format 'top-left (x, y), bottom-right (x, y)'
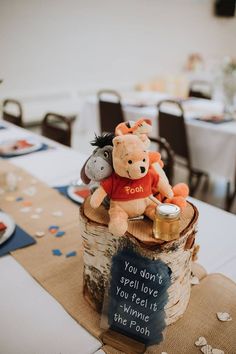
top-left (104, 247), bottom-right (172, 346)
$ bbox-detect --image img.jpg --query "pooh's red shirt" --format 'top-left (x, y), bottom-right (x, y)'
top-left (101, 168), bottom-right (159, 201)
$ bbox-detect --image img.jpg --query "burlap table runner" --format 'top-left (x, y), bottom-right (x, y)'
top-left (101, 274), bottom-right (236, 353)
top-left (1, 160), bottom-right (235, 353)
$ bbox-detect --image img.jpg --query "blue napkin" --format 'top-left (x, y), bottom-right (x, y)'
top-left (0, 224), bottom-right (36, 257)
top-left (54, 185), bottom-right (82, 205)
top-left (0, 143), bottom-right (50, 159)
top-left (54, 185), bottom-right (68, 197)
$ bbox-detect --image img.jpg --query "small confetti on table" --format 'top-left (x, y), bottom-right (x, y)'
top-left (49, 225), bottom-right (59, 230)
top-left (48, 225), bottom-right (59, 234)
top-left (35, 231), bottom-right (45, 238)
top-left (216, 312), bottom-right (232, 322)
top-left (35, 207), bottom-right (43, 214)
top-left (23, 200), bottom-right (32, 207)
top-left (55, 231), bottom-right (65, 237)
top-left (31, 214), bottom-right (40, 219)
top-left (201, 345), bottom-right (212, 354)
top-left (16, 197), bottom-right (24, 202)
top-left (20, 207), bottom-right (31, 213)
top-left (195, 337), bottom-right (207, 347)
top-left (52, 249), bottom-right (62, 256)
top-left (212, 349), bottom-right (225, 354)
top-left (52, 211), bottom-right (63, 217)
top-left (66, 251), bottom-right (77, 258)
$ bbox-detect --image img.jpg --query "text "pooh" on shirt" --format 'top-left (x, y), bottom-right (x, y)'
top-left (124, 186), bottom-right (144, 194)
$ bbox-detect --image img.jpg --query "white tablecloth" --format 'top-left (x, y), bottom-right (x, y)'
top-left (0, 121), bottom-right (236, 354)
top-left (79, 93), bottom-right (236, 183)
top-left (1, 93), bottom-right (81, 125)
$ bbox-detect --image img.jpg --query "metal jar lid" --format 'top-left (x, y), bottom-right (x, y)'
top-left (156, 203), bottom-right (181, 219)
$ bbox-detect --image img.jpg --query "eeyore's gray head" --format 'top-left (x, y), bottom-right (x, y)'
top-left (81, 133), bottom-right (114, 183)
top-left (85, 145), bottom-right (113, 182)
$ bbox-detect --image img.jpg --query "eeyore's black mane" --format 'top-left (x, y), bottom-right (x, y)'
top-left (90, 133), bottom-right (115, 148)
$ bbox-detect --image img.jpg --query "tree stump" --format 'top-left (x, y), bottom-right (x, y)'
top-left (80, 197), bottom-right (198, 326)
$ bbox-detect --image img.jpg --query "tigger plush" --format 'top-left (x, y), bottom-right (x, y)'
top-left (115, 118), bottom-right (152, 148)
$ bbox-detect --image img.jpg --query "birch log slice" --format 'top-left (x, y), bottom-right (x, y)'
top-left (80, 197), bottom-right (198, 325)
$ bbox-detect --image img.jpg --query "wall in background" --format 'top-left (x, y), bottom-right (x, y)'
top-left (0, 0), bottom-right (236, 96)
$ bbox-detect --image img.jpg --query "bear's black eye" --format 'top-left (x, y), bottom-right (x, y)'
top-left (143, 158), bottom-right (146, 162)
top-left (128, 160), bottom-right (132, 164)
top-left (104, 151), bottom-right (109, 158)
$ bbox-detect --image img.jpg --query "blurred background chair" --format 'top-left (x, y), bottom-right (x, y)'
top-left (226, 170), bottom-right (236, 212)
top-left (188, 80), bottom-right (212, 100)
top-left (98, 89), bottom-right (124, 133)
top-left (149, 136), bottom-right (175, 186)
top-left (41, 112), bottom-right (74, 147)
top-left (2, 99), bottom-right (23, 127)
top-left (157, 99), bottom-right (208, 195)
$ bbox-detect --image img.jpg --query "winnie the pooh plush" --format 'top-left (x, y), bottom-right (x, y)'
top-left (90, 134), bottom-right (173, 237)
top-left (115, 118), bottom-right (174, 200)
top-left (114, 118), bottom-right (189, 209)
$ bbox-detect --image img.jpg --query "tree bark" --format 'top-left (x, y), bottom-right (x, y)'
top-left (80, 197), bottom-right (198, 325)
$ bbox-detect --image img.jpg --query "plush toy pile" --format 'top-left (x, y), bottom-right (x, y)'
top-left (81, 118), bottom-right (189, 237)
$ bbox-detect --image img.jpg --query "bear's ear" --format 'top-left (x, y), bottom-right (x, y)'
top-left (113, 136), bottom-right (124, 147)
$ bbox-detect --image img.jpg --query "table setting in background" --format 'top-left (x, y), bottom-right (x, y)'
top-left (0, 211), bottom-right (36, 257)
top-left (0, 141), bottom-right (89, 259)
top-left (0, 121), bottom-right (90, 256)
top-left (79, 91), bottom-right (235, 133)
top-left (0, 124), bottom-right (54, 158)
top-left (0, 120), bottom-right (236, 354)
top-left (55, 181), bottom-right (91, 204)
top-left (79, 92), bottom-right (236, 184)
top-left (0, 138), bottom-right (51, 157)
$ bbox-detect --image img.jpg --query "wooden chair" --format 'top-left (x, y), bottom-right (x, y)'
top-left (149, 137), bottom-right (175, 186)
top-left (2, 99), bottom-right (23, 127)
top-left (226, 172), bottom-right (236, 212)
top-left (41, 113), bottom-right (74, 147)
top-left (157, 99), bottom-right (208, 195)
top-left (188, 80), bottom-right (212, 100)
top-left (97, 90), bottom-right (124, 133)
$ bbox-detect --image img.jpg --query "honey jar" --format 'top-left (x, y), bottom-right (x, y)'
top-left (153, 203), bottom-right (181, 241)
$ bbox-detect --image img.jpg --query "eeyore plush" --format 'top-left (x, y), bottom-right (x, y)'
top-left (81, 133), bottom-right (114, 184)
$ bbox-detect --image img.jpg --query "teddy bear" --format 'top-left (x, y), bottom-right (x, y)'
top-left (90, 134), bottom-right (171, 237)
top-left (114, 118), bottom-right (189, 208)
top-left (115, 118), bottom-right (174, 200)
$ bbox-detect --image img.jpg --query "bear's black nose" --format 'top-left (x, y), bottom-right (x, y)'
top-left (140, 166), bottom-right (146, 173)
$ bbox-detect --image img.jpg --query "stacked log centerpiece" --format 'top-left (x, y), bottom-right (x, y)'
top-left (80, 197), bottom-right (198, 326)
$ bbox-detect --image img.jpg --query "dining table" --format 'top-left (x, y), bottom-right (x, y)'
top-left (79, 91), bottom-right (236, 185)
top-left (0, 120), bottom-right (236, 354)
